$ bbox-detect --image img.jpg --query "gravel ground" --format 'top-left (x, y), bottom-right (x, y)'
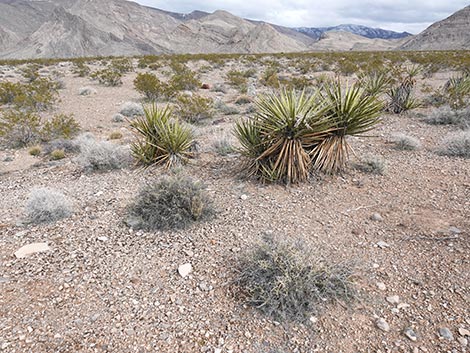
top-left (0, 59), bottom-right (469, 353)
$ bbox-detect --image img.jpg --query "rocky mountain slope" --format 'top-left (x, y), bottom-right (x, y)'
top-left (296, 24), bottom-right (411, 40)
top-left (400, 5), bottom-right (470, 50)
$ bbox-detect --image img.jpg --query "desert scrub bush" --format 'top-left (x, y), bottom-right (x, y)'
top-left (76, 134), bottom-right (131, 171)
top-left (91, 68), bottom-right (122, 86)
top-left (20, 64), bottom-right (40, 82)
top-left (0, 110), bottom-right (41, 147)
top-left (443, 70), bottom-right (470, 108)
top-left (41, 114), bottom-right (80, 142)
top-left (438, 130), bottom-right (470, 158)
top-left (50, 149), bottom-right (66, 160)
top-left (29, 146), bottom-right (41, 156)
top-left (215, 100), bottom-right (239, 115)
top-left (72, 62), bottom-right (91, 77)
top-left (354, 155), bottom-right (385, 174)
top-left (130, 104), bottom-right (194, 169)
top-left (282, 76), bottom-right (312, 91)
top-left (425, 106), bottom-right (470, 129)
top-left (25, 188), bottom-right (73, 224)
top-left (260, 66), bottom-right (280, 88)
top-left (109, 131), bottom-right (123, 140)
top-left (211, 83), bottom-right (227, 93)
top-left (168, 64), bottom-right (201, 91)
top-left (126, 176), bottom-right (213, 231)
top-left (42, 138), bottom-right (79, 156)
top-left (225, 70), bottom-right (249, 92)
top-left (212, 135), bottom-right (235, 156)
top-left (78, 87), bottom-right (97, 96)
top-left (119, 102), bottom-right (144, 118)
top-left (234, 95), bottom-right (253, 105)
top-left (175, 94), bottom-right (214, 124)
top-left (389, 133), bottom-right (421, 151)
top-left (0, 78), bottom-right (58, 111)
top-left (134, 72), bottom-right (171, 101)
top-left (110, 58), bottom-right (134, 73)
top-left (236, 234), bottom-right (356, 322)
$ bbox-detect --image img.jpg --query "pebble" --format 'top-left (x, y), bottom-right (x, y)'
top-left (178, 263), bottom-right (192, 278)
top-left (371, 213), bottom-right (383, 221)
top-left (457, 337), bottom-right (468, 346)
top-left (403, 327), bottom-right (417, 341)
top-left (458, 328), bottom-right (470, 336)
top-left (376, 318), bottom-right (390, 332)
top-left (240, 194), bottom-right (248, 200)
top-left (97, 236), bottom-right (108, 242)
top-left (449, 226), bottom-right (461, 234)
top-left (438, 327), bottom-right (453, 340)
top-left (14, 243), bottom-right (50, 258)
top-left (376, 282), bottom-right (386, 291)
top-left (377, 241), bottom-right (390, 249)
top-left (386, 295), bottom-right (400, 304)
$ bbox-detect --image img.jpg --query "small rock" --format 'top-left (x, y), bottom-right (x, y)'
top-left (178, 263), bottom-right (192, 278)
top-left (14, 243), bottom-right (50, 258)
top-left (457, 337), bottom-right (468, 346)
top-left (112, 114), bottom-right (125, 122)
top-left (214, 349), bottom-right (222, 353)
top-left (240, 194), bottom-right (248, 200)
top-left (376, 282), bottom-right (386, 291)
top-left (449, 226), bottom-right (461, 235)
top-left (309, 316), bottom-right (318, 324)
top-left (97, 236), bottom-right (108, 242)
top-left (376, 318), bottom-right (390, 332)
top-left (371, 213), bottom-right (383, 221)
top-left (386, 295), bottom-right (400, 305)
top-left (458, 328), bottom-right (470, 337)
top-left (377, 241), bottom-right (390, 249)
top-left (0, 277), bottom-right (11, 284)
top-left (404, 327), bottom-right (417, 341)
top-left (397, 302), bottom-right (410, 310)
top-left (438, 327), bottom-right (453, 340)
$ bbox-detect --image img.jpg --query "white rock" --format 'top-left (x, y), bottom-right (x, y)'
top-left (459, 328), bottom-right (470, 337)
top-left (371, 213), bottom-right (383, 221)
top-left (386, 295), bottom-right (400, 304)
top-left (178, 263), bottom-right (192, 278)
top-left (457, 337), bottom-right (468, 346)
top-left (97, 236), bottom-right (108, 242)
top-left (14, 243), bottom-right (50, 259)
top-left (377, 241), bottom-right (390, 249)
top-left (376, 318), bottom-right (390, 332)
top-left (376, 282), bottom-right (386, 291)
top-left (240, 194), bottom-right (248, 200)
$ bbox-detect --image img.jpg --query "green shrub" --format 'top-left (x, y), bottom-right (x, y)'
top-left (72, 62), bottom-right (91, 77)
top-left (130, 104), bottom-right (194, 169)
top-left (168, 64), bottom-right (201, 91)
top-left (134, 72), bottom-right (173, 101)
top-left (119, 102), bottom-right (144, 118)
top-left (41, 114), bottom-right (80, 142)
top-left (91, 69), bottom-right (123, 86)
top-left (261, 66), bottom-right (280, 88)
top-left (29, 146), bottom-right (41, 156)
top-left (0, 78), bottom-right (58, 111)
top-left (50, 149), bottom-right (66, 160)
top-left (226, 70), bottom-right (248, 91)
top-left (236, 234), bottom-right (356, 322)
top-left (175, 94), bottom-right (214, 123)
top-left (110, 58), bottom-right (134, 73)
top-left (0, 110), bottom-right (42, 147)
top-left (126, 176), bottom-right (213, 231)
top-left (109, 131), bottom-right (123, 140)
top-left (387, 85), bottom-right (419, 114)
top-left (358, 71), bottom-right (392, 97)
top-left (20, 64), bottom-right (40, 82)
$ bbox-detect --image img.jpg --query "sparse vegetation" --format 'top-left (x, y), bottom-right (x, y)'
top-left (0, 110), bottom-right (42, 148)
top-left (130, 104), bottom-right (194, 168)
top-left (76, 134), bottom-right (131, 171)
top-left (390, 133), bottom-right (421, 150)
top-left (78, 87), bottom-right (97, 96)
top-left (236, 234), bottom-right (356, 322)
top-left (41, 114), bottom-right (80, 142)
top-left (134, 72), bottom-right (173, 101)
top-left (91, 68), bottom-right (123, 86)
top-left (25, 188), bottom-right (73, 224)
top-left (355, 155), bottom-right (386, 175)
top-left (29, 146), bottom-right (42, 156)
top-left (439, 130), bottom-right (470, 158)
top-left (212, 135), bottom-right (235, 156)
top-left (175, 94), bottom-right (214, 123)
top-left (425, 106), bottom-right (470, 129)
top-left (126, 176), bottom-right (213, 230)
top-left (50, 149), bottom-right (66, 160)
top-left (109, 131), bottom-right (123, 140)
top-left (119, 102), bottom-right (144, 118)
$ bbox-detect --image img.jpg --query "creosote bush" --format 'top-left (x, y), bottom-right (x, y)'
top-left (41, 114), bottom-right (80, 141)
top-left (126, 176), bottom-right (213, 231)
top-left (25, 188), bottom-right (73, 224)
top-left (130, 104), bottom-right (194, 169)
top-left (91, 69), bottom-right (122, 86)
top-left (175, 94), bottom-right (214, 123)
top-left (134, 72), bottom-right (173, 101)
top-left (438, 130), bottom-right (470, 158)
top-left (236, 234), bottom-right (356, 322)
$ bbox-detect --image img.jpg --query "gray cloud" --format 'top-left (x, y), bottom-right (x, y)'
top-left (135, 0), bottom-right (468, 33)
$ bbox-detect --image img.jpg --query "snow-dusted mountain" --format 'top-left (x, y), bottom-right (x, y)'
top-left (295, 24), bottom-right (412, 40)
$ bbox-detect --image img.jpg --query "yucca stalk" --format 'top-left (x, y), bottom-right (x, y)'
top-left (313, 82), bottom-right (383, 173)
top-left (235, 89), bottom-right (333, 184)
top-left (130, 104), bottom-right (194, 169)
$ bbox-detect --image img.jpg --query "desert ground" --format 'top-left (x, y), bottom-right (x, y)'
top-left (0, 54), bottom-right (469, 353)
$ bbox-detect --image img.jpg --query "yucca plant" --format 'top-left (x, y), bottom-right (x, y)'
top-left (234, 89), bottom-right (333, 184)
top-left (386, 85), bottom-right (419, 114)
top-left (130, 104), bottom-right (194, 169)
top-left (358, 71), bottom-right (392, 98)
top-left (313, 82), bottom-right (383, 173)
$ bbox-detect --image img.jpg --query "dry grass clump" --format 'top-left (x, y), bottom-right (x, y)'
top-left (438, 130), bottom-right (470, 158)
top-left (126, 176), bottom-right (213, 231)
top-left (75, 134), bottom-right (131, 171)
top-left (119, 102), bottom-right (144, 118)
top-left (425, 106), bottom-right (470, 129)
top-left (236, 234), bottom-right (356, 322)
top-left (78, 87), bottom-right (97, 96)
top-left (354, 155), bottom-right (386, 175)
top-left (29, 146), bottom-right (42, 156)
top-left (25, 188), bottom-right (73, 224)
top-left (212, 135), bottom-right (235, 156)
top-left (50, 149), bottom-right (66, 160)
top-left (389, 133), bottom-right (421, 151)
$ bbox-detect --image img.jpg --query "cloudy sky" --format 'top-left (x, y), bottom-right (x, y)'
top-left (135, 0), bottom-right (468, 34)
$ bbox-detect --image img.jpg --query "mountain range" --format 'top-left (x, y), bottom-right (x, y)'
top-left (0, 0), bottom-right (468, 59)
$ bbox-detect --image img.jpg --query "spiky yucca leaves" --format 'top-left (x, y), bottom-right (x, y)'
top-left (235, 89), bottom-right (332, 184)
top-left (313, 82), bottom-right (383, 173)
top-left (387, 85), bottom-right (419, 114)
top-left (130, 104), bottom-right (194, 169)
top-left (358, 71), bottom-right (392, 98)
